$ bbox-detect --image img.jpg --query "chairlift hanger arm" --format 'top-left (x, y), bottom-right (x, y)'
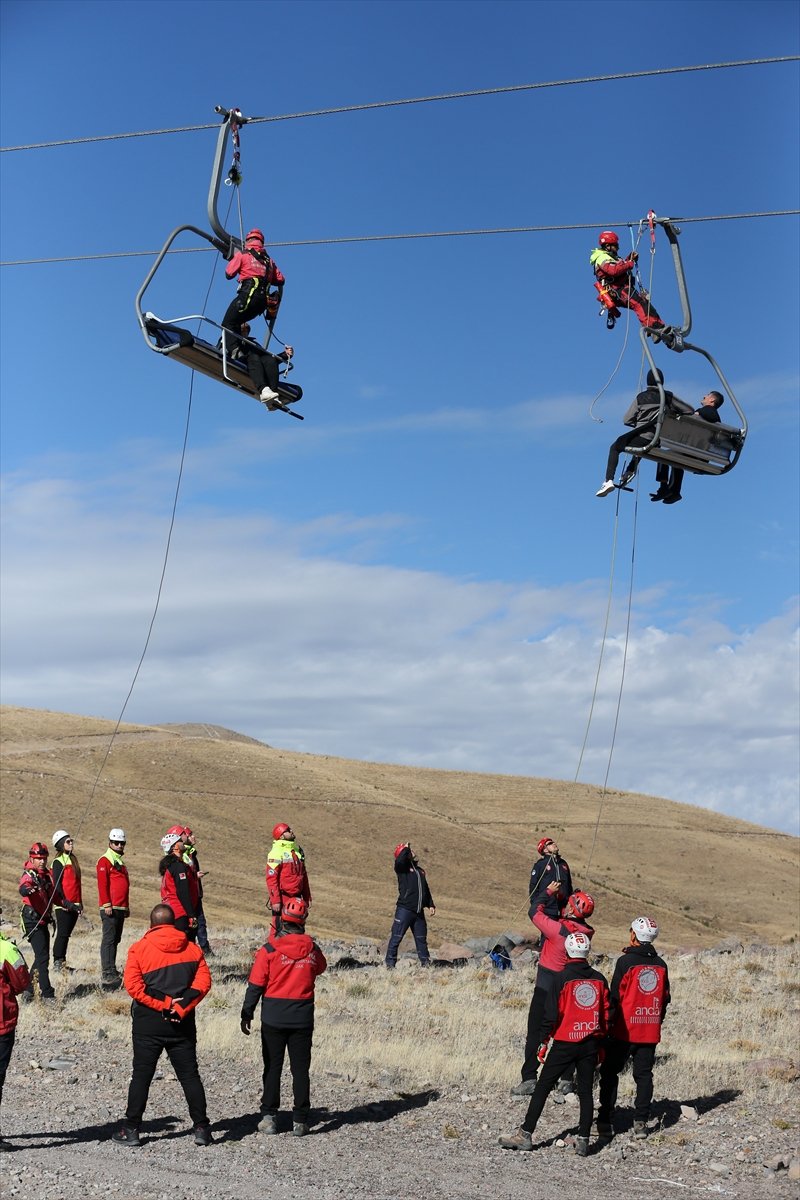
top-left (652, 216), bottom-right (692, 336)
top-left (134, 224), bottom-right (229, 344)
top-left (208, 106), bottom-right (249, 250)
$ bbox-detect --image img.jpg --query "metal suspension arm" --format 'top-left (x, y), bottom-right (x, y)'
top-left (134, 224), bottom-right (228, 341)
top-left (208, 106), bottom-right (249, 252)
top-left (654, 217), bottom-right (692, 337)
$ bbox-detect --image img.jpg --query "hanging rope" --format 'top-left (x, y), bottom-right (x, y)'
top-left (588, 225), bottom-right (644, 422)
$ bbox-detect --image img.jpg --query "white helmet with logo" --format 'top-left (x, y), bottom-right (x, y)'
top-left (565, 931), bottom-right (592, 959)
top-left (52, 829), bottom-right (70, 848)
top-left (631, 916), bottom-right (659, 943)
top-left (160, 832), bottom-right (183, 855)
top-left (109, 828), bottom-right (126, 842)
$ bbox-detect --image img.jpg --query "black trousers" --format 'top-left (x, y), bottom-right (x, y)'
top-left (520, 966), bottom-right (558, 1081)
top-left (598, 1038), bottom-right (657, 1123)
top-left (125, 1028), bottom-right (208, 1127)
top-left (53, 908), bottom-right (79, 963)
top-left (0, 1030), bottom-right (16, 1109)
top-left (100, 910), bottom-right (126, 977)
top-left (260, 1025), bottom-right (313, 1121)
top-left (221, 280), bottom-right (268, 340)
top-left (522, 1038), bottom-right (599, 1139)
top-left (606, 423), bottom-right (657, 482)
top-left (243, 348), bottom-right (281, 394)
top-left (385, 905), bottom-right (430, 965)
top-left (22, 913), bottom-right (54, 998)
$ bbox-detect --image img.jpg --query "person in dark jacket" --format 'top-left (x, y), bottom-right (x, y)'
top-left (51, 830), bottom-right (83, 972)
top-left (179, 827), bottom-right (212, 955)
top-left (385, 842), bottom-right (435, 968)
top-left (0, 910), bottom-right (31, 1150)
top-left (19, 843), bottom-right (55, 1001)
top-left (596, 369), bottom-right (693, 497)
top-left (159, 832), bottom-right (200, 941)
top-left (500, 931), bottom-right (610, 1157)
top-left (112, 904), bottom-right (213, 1148)
top-left (511, 889), bottom-right (595, 1096)
top-left (528, 836), bottom-right (573, 919)
top-left (650, 390), bottom-right (726, 505)
top-left (240, 897), bottom-right (327, 1137)
top-left (597, 915), bottom-right (671, 1139)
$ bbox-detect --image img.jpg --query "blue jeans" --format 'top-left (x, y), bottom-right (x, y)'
top-left (385, 905), bottom-right (429, 966)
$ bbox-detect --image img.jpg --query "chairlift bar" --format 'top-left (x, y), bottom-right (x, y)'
top-left (208, 107), bottom-right (248, 251)
top-left (653, 217), bottom-right (692, 336)
top-left (134, 224), bottom-right (228, 345)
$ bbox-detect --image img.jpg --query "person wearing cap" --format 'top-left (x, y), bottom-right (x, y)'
top-left (112, 904), bottom-right (213, 1148)
top-left (385, 842), bottom-right (436, 968)
top-left (266, 824), bottom-right (311, 940)
top-left (0, 910), bottom-right (31, 1150)
top-left (590, 230), bottom-right (667, 333)
top-left (511, 888), bottom-right (595, 1097)
top-left (597, 915), bottom-right (671, 1140)
top-left (96, 829), bottom-right (130, 986)
top-left (220, 229), bottom-right (286, 356)
top-left (500, 931), bottom-right (610, 1156)
top-left (179, 828), bottom-right (212, 955)
top-left (51, 830), bottom-right (83, 972)
top-left (240, 897), bottom-right (327, 1137)
top-left (528, 836), bottom-right (573, 920)
top-left (18, 843), bottom-right (55, 1001)
top-left (159, 833), bottom-right (200, 942)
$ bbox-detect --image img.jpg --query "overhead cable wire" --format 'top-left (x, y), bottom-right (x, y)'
top-left (1, 209), bottom-right (797, 268)
top-left (2, 57), bottom-right (797, 152)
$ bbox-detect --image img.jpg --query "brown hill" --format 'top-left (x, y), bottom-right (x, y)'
top-left (1, 705), bottom-right (797, 950)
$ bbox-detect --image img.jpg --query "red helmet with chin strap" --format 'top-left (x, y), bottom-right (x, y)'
top-left (245, 228), bottom-right (265, 244)
top-left (537, 837), bottom-right (555, 855)
top-left (598, 230), bottom-right (619, 248)
top-left (394, 843), bottom-right (408, 859)
top-left (29, 842), bottom-right (49, 859)
top-left (272, 823), bottom-right (291, 841)
top-left (568, 890), bottom-right (595, 918)
top-left (281, 897), bottom-right (308, 925)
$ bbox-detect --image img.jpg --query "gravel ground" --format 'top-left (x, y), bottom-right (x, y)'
top-left (1, 1026), bottom-right (798, 1200)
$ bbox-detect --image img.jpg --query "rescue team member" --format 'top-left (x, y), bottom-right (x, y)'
top-left (220, 228), bottom-right (285, 353)
top-left (51, 830), bottom-right (83, 972)
top-left (597, 915), bottom-right (671, 1139)
top-left (385, 842), bottom-right (436, 968)
top-left (240, 897), bottom-right (327, 1137)
top-left (590, 230), bottom-right (669, 335)
top-left (179, 827), bottom-right (213, 955)
top-left (0, 909), bottom-right (31, 1151)
top-left (266, 824), bottom-right (311, 940)
top-left (500, 931), bottom-right (610, 1157)
top-left (18, 843), bottom-right (55, 1001)
top-left (528, 836), bottom-right (573, 919)
top-left (159, 832), bottom-right (200, 942)
top-left (512, 888), bottom-right (595, 1096)
top-left (112, 904), bottom-right (213, 1148)
top-left (97, 829), bottom-right (130, 986)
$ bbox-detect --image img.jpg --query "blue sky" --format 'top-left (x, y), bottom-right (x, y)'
top-left (1, 0), bottom-right (798, 834)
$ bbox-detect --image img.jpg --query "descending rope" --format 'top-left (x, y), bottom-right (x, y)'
top-left (2, 210), bottom-right (796, 267)
top-left (2, 57), bottom-right (796, 152)
top-left (588, 225), bottom-right (643, 422)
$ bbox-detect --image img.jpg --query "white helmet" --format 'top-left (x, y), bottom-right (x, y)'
top-left (565, 931), bottom-right (592, 959)
top-left (52, 829), bottom-right (70, 848)
top-left (109, 828), bottom-right (126, 842)
top-left (631, 916), bottom-right (659, 943)
top-left (160, 832), bottom-right (182, 855)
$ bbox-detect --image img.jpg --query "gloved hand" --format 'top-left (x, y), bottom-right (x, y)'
top-left (630, 251), bottom-right (639, 262)
top-left (240, 1015), bottom-right (252, 1036)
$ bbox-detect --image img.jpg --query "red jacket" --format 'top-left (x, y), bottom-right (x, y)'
top-left (266, 839), bottom-right (311, 910)
top-left (96, 850), bottom-right (130, 912)
top-left (124, 924), bottom-right (211, 1028)
top-left (532, 904), bottom-right (594, 972)
top-left (242, 932), bottom-right (326, 1028)
top-left (0, 933), bottom-right (31, 1036)
top-left (609, 943), bottom-right (671, 1044)
top-left (160, 856), bottom-right (200, 922)
top-left (225, 248), bottom-right (285, 286)
top-left (52, 853), bottom-right (82, 910)
top-left (19, 861), bottom-right (54, 918)
top-left (543, 960), bottom-right (610, 1044)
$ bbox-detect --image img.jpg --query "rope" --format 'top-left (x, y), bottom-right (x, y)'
top-left (587, 226), bottom-right (642, 422)
top-left (2, 210), bottom-right (796, 267)
top-left (2, 57), bottom-right (796, 152)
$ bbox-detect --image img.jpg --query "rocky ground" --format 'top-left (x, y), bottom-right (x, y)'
top-left (1, 1021), bottom-right (798, 1200)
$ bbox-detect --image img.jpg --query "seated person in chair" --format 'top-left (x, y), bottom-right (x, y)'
top-left (233, 324), bottom-right (294, 408)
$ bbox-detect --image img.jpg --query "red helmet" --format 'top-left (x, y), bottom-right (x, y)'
top-left (272, 823), bottom-right (291, 841)
top-left (181, 827), bottom-right (194, 842)
top-left (537, 837), bottom-right (555, 855)
top-left (394, 843), bottom-right (408, 859)
top-left (281, 897), bottom-right (308, 925)
top-left (29, 842), bottom-right (49, 858)
top-left (167, 824), bottom-right (184, 837)
top-left (568, 890), bottom-right (595, 918)
top-left (245, 228), bottom-right (264, 244)
top-left (598, 230), bottom-right (619, 248)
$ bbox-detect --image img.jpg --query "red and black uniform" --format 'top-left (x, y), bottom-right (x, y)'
top-left (266, 838), bottom-right (312, 939)
top-left (0, 931), bottom-right (31, 1119)
top-left (96, 848), bottom-right (130, 982)
top-left (598, 942), bottom-right (671, 1124)
top-left (528, 853), bottom-right (573, 919)
top-left (521, 959), bottom-right (610, 1140)
top-left (52, 848), bottom-right (82, 967)
top-left (122, 923), bottom-right (212, 1131)
top-left (241, 931), bottom-right (327, 1123)
top-left (159, 856), bottom-right (200, 940)
top-left (19, 860), bottom-right (55, 999)
top-left (518, 903), bottom-right (594, 1084)
top-left (221, 246), bottom-right (285, 340)
top-left (591, 248), bottom-right (664, 329)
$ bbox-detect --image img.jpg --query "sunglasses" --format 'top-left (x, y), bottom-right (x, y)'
top-left (110, 840), bottom-right (126, 846)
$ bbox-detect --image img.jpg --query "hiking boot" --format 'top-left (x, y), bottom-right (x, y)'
top-left (633, 1120), bottom-right (648, 1138)
top-left (510, 1078), bottom-right (538, 1097)
top-left (596, 1119), bottom-right (614, 1140)
top-left (596, 480), bottom-right (616, 498)
top-left (292, 1122), bottom-right (309, 1138)
top-left (258, 1113), bottom-right (278, 1135)
top-left (557, 1078), bottom-right (574, 1096)
top-left (193, 1122), bottom-right (213, 1146)
top-left (575, 1135), bottom-right (589, 1157)
top-left (498, 1127), bottom-right (533, 1151)
top-left (111, 1124), bottom-right (141, 1148)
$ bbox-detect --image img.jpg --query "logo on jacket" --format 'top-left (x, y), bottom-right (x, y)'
top-left (637, 968), bottom-right (659, 994)
top-left (574, 982), bottom-right (598, 1009)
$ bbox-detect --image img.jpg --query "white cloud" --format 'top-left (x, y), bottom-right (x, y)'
top-left (2, 467), bottom-right (798, 836)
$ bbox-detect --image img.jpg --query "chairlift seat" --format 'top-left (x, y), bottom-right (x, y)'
top-left (625, 412), bottom-right (743, 476)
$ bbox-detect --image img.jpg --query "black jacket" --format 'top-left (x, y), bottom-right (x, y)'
top-left (528, 854), bottom-right (573, 919)
top-left (394, 847), bottom-right (434, 913)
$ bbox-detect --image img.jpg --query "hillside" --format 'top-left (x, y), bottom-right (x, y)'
top-left (0, 705), bottom-right (797, 950)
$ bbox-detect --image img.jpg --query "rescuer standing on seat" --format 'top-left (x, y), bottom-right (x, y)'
top-left (220, 229), bottom-right (285, 354)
